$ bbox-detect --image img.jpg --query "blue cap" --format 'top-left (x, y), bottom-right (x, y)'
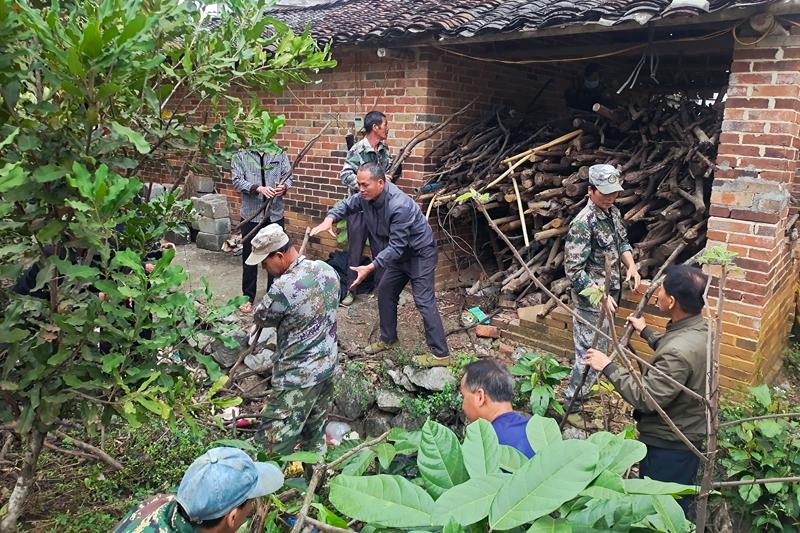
top-left (175, 447), bottom-right (284, 522)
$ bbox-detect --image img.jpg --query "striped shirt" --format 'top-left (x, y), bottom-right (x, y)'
top-left (231, 149), bottom-right (293, 223)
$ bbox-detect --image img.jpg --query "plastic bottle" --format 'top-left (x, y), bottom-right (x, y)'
top-left (325, 421), bottom-right (352, 446)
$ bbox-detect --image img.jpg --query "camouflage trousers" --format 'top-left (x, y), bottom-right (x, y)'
top-left (257, 379), bottom-right (333, 456)
top-left (565, 307), bottom-right (610, 403)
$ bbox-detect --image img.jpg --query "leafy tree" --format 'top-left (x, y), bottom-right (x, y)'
top-left (329, 417), bottom-right (697, 532)
top-left (0, 0), bottom-right (334, 528)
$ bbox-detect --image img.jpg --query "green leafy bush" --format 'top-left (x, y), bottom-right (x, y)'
top-left (510, 353), bottom-right (570, 416)
top-left (718, 385), bottom-right (800, 531)
top-left (401, 382), bottom-right (463, 424)
top-left (327, 417), bottom-right (695, 532)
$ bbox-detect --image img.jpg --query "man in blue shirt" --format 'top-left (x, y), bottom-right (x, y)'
top-left (460, 360), bottom-right (534, 458)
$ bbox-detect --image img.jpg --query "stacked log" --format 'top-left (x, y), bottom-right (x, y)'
top-left (422, 97), bottom-right (719, 311)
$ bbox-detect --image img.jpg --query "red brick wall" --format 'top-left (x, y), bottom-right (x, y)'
top-left (140, 47), bottom-right (577, 282)
top-left (690, 29), bottom-right (800, 389)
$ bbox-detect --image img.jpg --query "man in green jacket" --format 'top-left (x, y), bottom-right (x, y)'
top-left (584, 264), bottom-right (708, 516)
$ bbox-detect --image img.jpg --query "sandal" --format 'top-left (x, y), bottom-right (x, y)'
top-left (239, 301), bottom-right (253, 313)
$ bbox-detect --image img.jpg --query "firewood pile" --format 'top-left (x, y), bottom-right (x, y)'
top-left (422, 96), bottom-right (719, 313)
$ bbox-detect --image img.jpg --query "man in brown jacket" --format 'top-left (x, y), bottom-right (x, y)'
top-left (584, 264), bottom-right (708, 517)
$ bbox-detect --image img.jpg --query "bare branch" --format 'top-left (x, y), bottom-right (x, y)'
top-left (718, 412), bottom-right (800, 429)
top-left (712, 476), bottom-right (800, 488)
top-left (52, 430), bottom-right (123, 470)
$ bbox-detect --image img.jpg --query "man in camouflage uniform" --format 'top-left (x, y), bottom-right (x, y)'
top-left (563, 164), bottom-right (641, 413)
top-left (338, 110), bottom-right (392, 305)
top-left (114, 447), bottom-right (283, 532)
top-left (247, 224), bottom-right (340, 455)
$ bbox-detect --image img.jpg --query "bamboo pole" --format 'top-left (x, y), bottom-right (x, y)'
top-left (511, 176), bottom-right (529, 248)
top-left (500, 129), bottom-right (582, 165)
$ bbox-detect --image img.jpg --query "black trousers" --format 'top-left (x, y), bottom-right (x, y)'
top-left (377, 246), bottom-right (449, 357)
top-left (640, 443), bottom-right (701, 518)
top-left (346, 211), bottom-right (383, 291)
top-left (241, 218), bottom-right (284, 303)
top-left (346, 212), bottom-right (367, 290)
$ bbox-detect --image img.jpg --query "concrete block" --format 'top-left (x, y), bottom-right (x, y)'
top-left (197, 216), bottom-right (231, 235)
top-left (141, 182), bottom-right (166, 201)
top-left (195, 176), bottom-right (215, 193)
top-left (192, 194), bottom-right (229, 219)
top-left (164, 227), bottom-right (191, 245)
top-left (196, 232), bottom-right (227, 251)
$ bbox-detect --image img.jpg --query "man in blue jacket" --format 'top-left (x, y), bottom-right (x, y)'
top-left (461, 359), bottom-right (534, 458)
top-left (310, 162), bottom-right (450, 366)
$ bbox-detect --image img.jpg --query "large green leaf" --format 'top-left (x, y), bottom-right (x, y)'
top-left (0, 163), bottom-right (26, 193)
top-left (374, 443), bottom-right (397, 470)
top-left (526, 516), bottom-right (572, 533)
top-left (525, 415), bottom-right (561, 454)
top-left (417, 419), bottom-right (468, 498)
top-left (751, 384), bottom-right (771, 409)
top-left (461, 419), bottom-right (500, 478)
top-left (110, 121), bottom-right (150, 154)
top-left (329, 474), bottom-right (434, 528)
top-left (498, 445), bottom-right (528, 473)
top-left (489, 440), bottom-right (599, 530)
top-left (281, 451), bottom-right (323, 464)
top-left (623, 478), bottom-right (697, 496)
top-left (604, 438), bottom-right (646, 476)
top-left (650, 495), bottom-right (690, 533)
top-left (430, 473), bottom-right (509, 526)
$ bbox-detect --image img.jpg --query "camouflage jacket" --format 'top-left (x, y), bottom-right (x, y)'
top-left (113, 494), bottom-right (194, 533)
top-left (254, 256), bottom-right (340, 389)
top-left (564, 201), bottom-right (632, 309)
top-left (339, 137), bottom-right (392, 195)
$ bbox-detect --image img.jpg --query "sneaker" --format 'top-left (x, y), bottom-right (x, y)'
top-left (412, 353), bottom-right (454, 367)
top-left (364, 340), bottom-right (399, 355)
top-left (340, 292), bottom-right (355, 307)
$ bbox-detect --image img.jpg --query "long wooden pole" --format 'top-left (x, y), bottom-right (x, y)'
top-left (499, 129), bottom-right (582, 165)
top-left (511, 176), bottom-right (529, 248)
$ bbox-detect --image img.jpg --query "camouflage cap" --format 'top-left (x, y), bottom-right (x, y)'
top-left (245, 224), bottom-right (290, 265)
top-left (588, 164), bottom-right (624, 194)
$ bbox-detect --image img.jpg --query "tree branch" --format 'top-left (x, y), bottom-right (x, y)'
top-left (386, 97), bottom-right (477, 180)
top-left (288, 431), bottom-right (391, 533)
top-left (302, 516), bottom-right (357, 533)
top-left (718, 412), bottom-right (800, 429)
top-left (52, 430), bottom-right (123, 470)
top-left (604, 306), bottom-right (706, 462)
top-left (711, 476), bottom-right (800, 488)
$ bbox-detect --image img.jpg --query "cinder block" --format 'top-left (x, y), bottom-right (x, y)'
top-left (197, 216), bottom-right (231, 235)
top-left (195, 176), bottom-right (215, 193)
top-left (192, 194), bottom-right (229, 219)
top-left (164, 227), bottom-right (191, 245)
top-left (141, 182), bottom-right (166, 201)
top-left (196, 232), bottom-right (227, 251)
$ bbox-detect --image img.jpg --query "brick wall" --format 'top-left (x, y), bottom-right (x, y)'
top-left (497, 289), bottom-right (668, 365)
top-left (140, 46), bottom-right (577, 283)
top-left (705, 28), bottom-right (800, 388)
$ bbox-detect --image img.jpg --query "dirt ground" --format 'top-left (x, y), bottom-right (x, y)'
top-left (173, 242), bottom-right (480, 357)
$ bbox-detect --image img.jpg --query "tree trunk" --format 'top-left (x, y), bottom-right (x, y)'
top-left (0, 429), bottom-right (45, 532)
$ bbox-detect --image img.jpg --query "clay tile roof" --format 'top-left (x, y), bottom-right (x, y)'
top-left (267, 0), bottom-right (775, 44)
